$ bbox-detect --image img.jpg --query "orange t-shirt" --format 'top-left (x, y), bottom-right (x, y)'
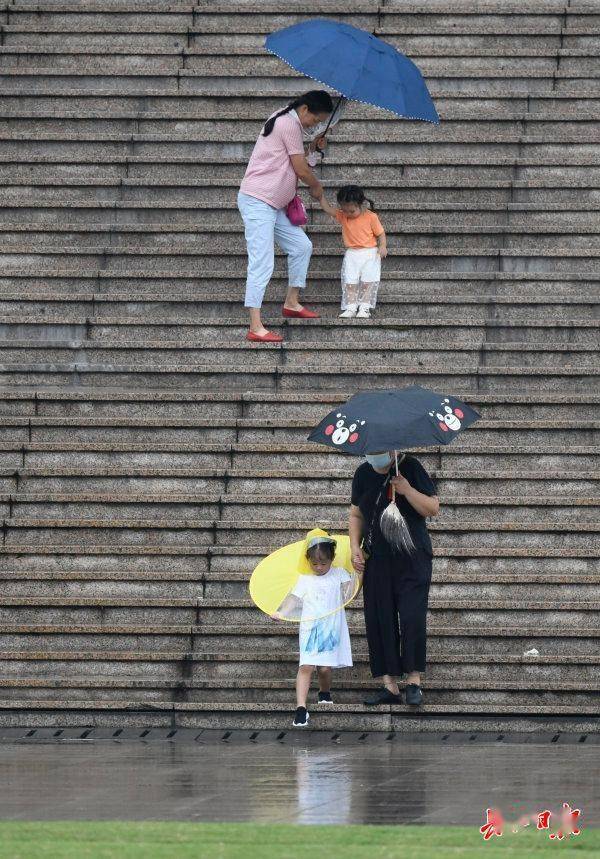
top-left (335, 209), bottom-right (384, 249)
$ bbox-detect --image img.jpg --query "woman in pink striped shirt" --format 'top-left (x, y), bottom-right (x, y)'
top-left (238, 90), bottom-right (334, 343)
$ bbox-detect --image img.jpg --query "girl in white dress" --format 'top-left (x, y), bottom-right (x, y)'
top-left (274, 532), bottom-right (357, 728)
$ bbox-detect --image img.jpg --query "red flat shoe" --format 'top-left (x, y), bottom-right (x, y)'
top-left (246, 330), bottom-right (283, 343)
top-left (282, 306), bottom-right (320, 319)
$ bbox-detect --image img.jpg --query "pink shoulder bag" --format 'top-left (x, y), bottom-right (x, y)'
top-left (286, 194), bottom-right (308, 226)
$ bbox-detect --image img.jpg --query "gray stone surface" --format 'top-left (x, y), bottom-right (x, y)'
top-left (0, 0), bottom-right (598, 731)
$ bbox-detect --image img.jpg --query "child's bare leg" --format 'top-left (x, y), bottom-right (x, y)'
top-left (340, 283), bottom-right (359, 317)
top-left (317, 666), bottom-right (332, 693)
top-left (296, 664), bottom-right (314, 707)
top-left (357, 282), bottom-right (377, 316)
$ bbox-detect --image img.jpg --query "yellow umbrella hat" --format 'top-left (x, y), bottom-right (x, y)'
top-left (249, 528), bottom-right (358, 622)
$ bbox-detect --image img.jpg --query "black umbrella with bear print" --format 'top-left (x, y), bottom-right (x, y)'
top-left (307, 385), bottom-right (480, 456)
top-left (308, 385), bottom-right (480, 554)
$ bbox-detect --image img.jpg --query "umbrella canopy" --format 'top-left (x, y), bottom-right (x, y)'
top-left (307, 385), bottom-right (480, 455)
top-left (265, 19), bottom-right (439, 123)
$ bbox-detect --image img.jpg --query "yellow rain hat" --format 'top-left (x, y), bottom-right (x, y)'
top-left (249, 528), bottom-right (358, 622)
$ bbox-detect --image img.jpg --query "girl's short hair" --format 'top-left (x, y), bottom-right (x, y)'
top-left (306, 540), bottom-right (337, 563)
top-left (336, 185), bottom-right (376, 211)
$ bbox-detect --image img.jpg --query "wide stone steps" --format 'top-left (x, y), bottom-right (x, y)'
top-left (2, 308), bottom-right (599, 342)
top-left (0, 675), bottom-right (596, 707)
top-left (2, 270), bottom-right (598, 300)
top-left (0, 595), bottom-right (595, 626)
top-left (0, 493), bottom-right (596, 527)
top-left (0, 219), bottom-right (596, 244)
top-left (1, 181), bottom-right (599, 208)
top-left (5, 312), bottom-right (599, 345)
top-left (0, 650), bottom-right (597, 683)
top-left (0, 0), bottom-right (596, 730)
top-left (2, 360), bottom-right (597, 392)
top-left (0, 518), bottom-right (595, 549)
top-left (0, 417), bottom-right (597, 447)
top-left (2, 89), bottom-right (597, 119)
top-left (0, 697), bottom-right (597, 733)
top-left (4, 200), bottom-right (600, 226)
top-left (0, 698), bottom-right (597, 733)
top-left (0, 439), bottom-right (596, 470)
top-left (1, 106), bottom-right (598, 135)
top-left (0, 620), bottom-right (597, 657)
top-left (0, 568), bottom-right (597, 600)
top-left (1, 247), bottom-right (599, 277)
top-left (1, 468), bottom-right (596, 498)
top-left (2, 339), bottom-right (598, 373)
top-left (0, 46), bottom-right (598, 75)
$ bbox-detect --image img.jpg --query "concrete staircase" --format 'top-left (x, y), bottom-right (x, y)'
top-left (0, 0), bottom-right (598, 733)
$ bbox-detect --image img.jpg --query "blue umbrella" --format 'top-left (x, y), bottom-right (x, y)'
top-left (265, 19), bottom-right (439, 124)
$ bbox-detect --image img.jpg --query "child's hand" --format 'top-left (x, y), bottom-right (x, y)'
top-left (378, 246), bottom-right (388, 259)
top-left (351, 550), bottom-right (366, 574)
top-left (270, 611), bottom-right (285, 621)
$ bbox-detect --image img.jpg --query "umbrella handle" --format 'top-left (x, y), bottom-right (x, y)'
top-left (317, 95), bottom-right (346, 162)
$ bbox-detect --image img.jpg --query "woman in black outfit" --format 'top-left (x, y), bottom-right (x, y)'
top-left (349, 451), bottom-right (439, 706)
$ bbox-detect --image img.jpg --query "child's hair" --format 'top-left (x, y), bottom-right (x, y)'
top-left (306, 540), bottom-right (337, 564)
top-left (262, 90), bottom-right (334, 137)
top-left (336, 184), bottom-right (376, 212)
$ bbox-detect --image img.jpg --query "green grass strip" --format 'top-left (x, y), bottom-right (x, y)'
top-left (0, 822), bottom-right (596, 859)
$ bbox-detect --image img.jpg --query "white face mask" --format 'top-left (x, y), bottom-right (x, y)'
top-left (365, 452), bottom-right (392, 470)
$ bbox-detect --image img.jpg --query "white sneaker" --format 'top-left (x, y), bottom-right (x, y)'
top-left (356, 305), bottom-right (371, 319)
top-left (339, 304), bottom-right (358, 318)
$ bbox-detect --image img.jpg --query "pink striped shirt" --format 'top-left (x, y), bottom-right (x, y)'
top-left (240, 110), bottom-right (305, 210)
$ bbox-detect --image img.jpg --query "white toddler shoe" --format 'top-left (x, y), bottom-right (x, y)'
top-left (356, 304), bottom-right (371, 318)
top-left (339, 304), bottom-right (358, 318)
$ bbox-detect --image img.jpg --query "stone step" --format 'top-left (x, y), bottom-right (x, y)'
top-left (2, 468), bottom-right (597, 498)
top-left (3, 316), bottom-right (599, 347)
top-left (0, 622), bottom-right (596, 659)
top-left (0, 595), bottom-right (594, 628)
top-left (3, 283), bottom-right (600, 314)
top-left (0, 244), bottom-right (599, 276)
top-left (0, 440), bottom-right (597, 471)
top-left (0, 268), bottom-right (597, 298)
top-left (0, 49), bottom-right (595, 76)
top-left (0, 650), bottom-right (596, 684)
top-left (2, 364), bottom-right (599, 392)
top-left (0, 416), bottom-right (598, 447)
top-left (0, 90), bottom-right (597, 120)
top-left (0, 218), bottom-right (598, 244)
top-left (0, 517), bottom-right (597, 548)
top-left (2, 492), bottom-right (598, 526)
top-left (1, 109), bottom-right (599, 138)
top-left (0, 568), bottom-right (596, 601)
top-left (0, 675), bottom-right (596, 707)
top-left (5, 130), bottom-right (600, 156)
top-left (2, 156), bottom-right (600, 187)
top-left (1, 385), bottom-right (596, 421)
top-left (0, 697), bottom-right (596, 732)
top-left (2, 338), bottom-right (599, 372)
top-left (0, 544), bottom-right (593, 574)
top-left (2, 181), bottom-right (600, 209)
top-left (2, 68), bottom-right (597, 98)
top-left (4, 199), bottom-right (600, 227)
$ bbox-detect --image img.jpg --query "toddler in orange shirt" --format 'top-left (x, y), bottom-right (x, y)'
top-left (320, 185), bottom-right (387, 319)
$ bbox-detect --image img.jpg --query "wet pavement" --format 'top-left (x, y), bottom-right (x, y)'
top-left (0, 732), bottom-right (597, 827)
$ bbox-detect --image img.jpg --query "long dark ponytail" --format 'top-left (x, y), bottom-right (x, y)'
top-left (336, 185), bottom-right (376, 212)
top-left (262, 89), bottom-right (334, 137)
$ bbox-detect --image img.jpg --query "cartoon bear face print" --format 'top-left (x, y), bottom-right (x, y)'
top-left (429, 399), bottom-right (464, 433)
top-left (324, 414), bottom-right (366, 445)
